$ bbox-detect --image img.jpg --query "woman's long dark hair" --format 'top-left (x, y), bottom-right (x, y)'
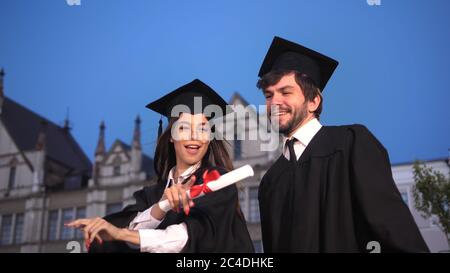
top-left (153, 117), bottom-right (234, 185)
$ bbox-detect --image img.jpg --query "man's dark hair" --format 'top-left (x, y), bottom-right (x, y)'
top-left (257, 70), bottom-right (323, 119)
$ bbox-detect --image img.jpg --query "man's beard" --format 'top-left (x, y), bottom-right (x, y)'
top-left (274, 102), bottom-right (309, 136)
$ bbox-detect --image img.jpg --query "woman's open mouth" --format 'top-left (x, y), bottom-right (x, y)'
top-left (184, 144), bottom-right (201, 155)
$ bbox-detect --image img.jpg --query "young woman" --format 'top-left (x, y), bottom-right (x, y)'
top-left (66, 79), bottom-right (254, 253)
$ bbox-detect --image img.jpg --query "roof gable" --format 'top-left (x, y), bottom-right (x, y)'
top-left (1, 97), bottom-right (92, 173)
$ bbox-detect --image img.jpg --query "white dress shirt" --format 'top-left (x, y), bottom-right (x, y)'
top-left (282, 118), bottom-right (322, 161)
top-left (128, 162), bottom-right (201, 253)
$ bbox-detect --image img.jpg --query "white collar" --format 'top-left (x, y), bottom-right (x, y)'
top-left (283, 118), bottom-right (322, 149)
top-left (165, 161), bottom-right (201, 188)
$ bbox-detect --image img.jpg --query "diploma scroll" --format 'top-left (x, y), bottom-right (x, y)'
top-left (158, 164), bottom-right (254, 212)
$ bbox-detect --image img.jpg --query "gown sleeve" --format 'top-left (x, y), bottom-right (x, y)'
top-left (348, 125), bottom-right (429, 252)
top-left (88, 186), bottom-right (161, 253)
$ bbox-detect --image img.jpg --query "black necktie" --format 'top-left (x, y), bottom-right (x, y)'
top-left (286, 138), bottom-right (297, 164)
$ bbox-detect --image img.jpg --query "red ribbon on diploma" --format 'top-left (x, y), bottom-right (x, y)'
top-left (189, 169), bottom-right (221, 198)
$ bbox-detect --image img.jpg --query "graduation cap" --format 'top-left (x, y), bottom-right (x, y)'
top-left (258, 36), bottom-right (339, 91)
top-left (146, 79), bottom-right (228, 138)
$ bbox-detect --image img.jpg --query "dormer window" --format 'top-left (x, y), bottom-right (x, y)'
top-left (113, 157), bottom-right (121, 176)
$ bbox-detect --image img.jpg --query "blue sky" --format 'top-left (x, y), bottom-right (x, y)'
top-left (1, 0), bottom-right (449, 164)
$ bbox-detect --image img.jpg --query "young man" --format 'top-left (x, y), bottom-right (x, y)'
top-left (257, 36), bottom-right (429, 253)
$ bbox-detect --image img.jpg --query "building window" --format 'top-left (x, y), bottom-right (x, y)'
top-left (75, 207), bottom-right (86, 239)
top-left (0, 214), bottom-right (13, 245)
top-left (248, 187), bottom-right (260, 223)
top-left (113, 165), bottom-right (121, 176)
top-left (60, 208), bottom-right (74, 240)
top-left (13, 214), bottom-right (24, 244)
top-left (113, 157), bottom-right (121, 176)
top-left (106, 203), bottom-right (123, 216)
top-left (234, 140), bottom-right (242, 160)
top-left (253, 240), bottom-right (263, 253)
top-left (8, 166), bottom-right (16, 191)
top-left (47, 207), bottom-right (85, 241)
top-left (47, 210), bottom-right (59, 241)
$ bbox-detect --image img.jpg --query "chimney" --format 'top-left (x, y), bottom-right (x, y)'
top-left (92, 121), bottom-right (106, 185)
top-left (32, 120), bottom-right (47, 192)
top-left (63, 108), bottom-right (71, 133)
top-left (131, 115), bottom-right (142, 177)
top-left (35, 120), bottom-right (48, 151)
top-left (132, 115), bottom-right (141, 150)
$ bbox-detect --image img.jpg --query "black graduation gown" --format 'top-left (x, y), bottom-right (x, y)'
top-left (90, 166), bottom-right (254, 253)
top-left (258, 124), bottom-right (429, 253)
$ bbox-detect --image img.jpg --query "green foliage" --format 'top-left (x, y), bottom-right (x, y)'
top-left (412, 161), bottom-right (450, 246)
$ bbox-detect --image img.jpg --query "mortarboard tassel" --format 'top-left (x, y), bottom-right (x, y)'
top-left (157, 117), bottom-right (163, 139)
